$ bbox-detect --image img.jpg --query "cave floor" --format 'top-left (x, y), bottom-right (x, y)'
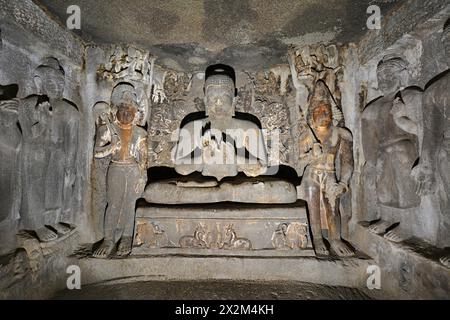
top-left (53, 280), bottom-right (375, 300)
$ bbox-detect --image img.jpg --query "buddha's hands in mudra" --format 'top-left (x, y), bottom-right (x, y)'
top-left (202, 129), bottom-right (223, 148)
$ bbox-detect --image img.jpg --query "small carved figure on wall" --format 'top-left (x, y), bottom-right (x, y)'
top-left (221, 224), bottom-right (252, 250)
top-left (288, 44), bottom-right (342, 116)
top-left (179, 224), bottom-right (208, 248)
top-left (272, 222), bottom-right (308, 250)
top-left (177, 223), bottom-right (251, 250)
top-left (134, 220), bottom-right (169, 248)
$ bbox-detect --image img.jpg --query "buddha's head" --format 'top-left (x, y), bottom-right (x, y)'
top-left (204, 72), bottom-right (235, 119)
top-left (34, 58), bottom-right (65, 100)
top-left (442, 18), bottom-right (450, 65)
top-left (376, 55), bottom-right (409, 96)
top-left (312, 103), bottom-right (333, 129)
top-left (116, 103), bottom-right (137, 126)
top-left (308, 80), bottom-right (340, 128)
top-left (111, 83), bottom-right (138, 126)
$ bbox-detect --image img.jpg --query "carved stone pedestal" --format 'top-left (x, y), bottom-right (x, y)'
top-left (133, 201), bottom-right (314, 256)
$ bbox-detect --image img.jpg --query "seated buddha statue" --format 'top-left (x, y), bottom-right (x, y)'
top-left (143, 66), bottom-right (297, 204)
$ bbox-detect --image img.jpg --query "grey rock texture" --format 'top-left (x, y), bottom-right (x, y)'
top-left (68, 254), bottom-right (376, 289)
top-left (0, 0), bottom-right (449, 300)
top-left (36, 0), bottom-right (403, 72)
top-left (53, 279), bottom-right (374, 300)
top-left (352, 223), bottom-right (450, 299)
top-left (0, 0), bottom-right (86, 255)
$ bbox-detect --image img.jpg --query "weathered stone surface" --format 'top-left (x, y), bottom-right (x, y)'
top-left (53, 279), bottom-right (374, 300)
top-left (351, 223), bottom-right (450, 299)
top-left (0, 230), bottom-right (80, 299)
top-left (0, 96), bottom-right (21, 225)
top-left (71, 254), bottom-right (376, 289)
top-left (0, 0), bottom-right (84, 65)
top-left (357, 0), bottom-right (449, 66)
top-left (0, 0), bottom-right (87, 298)
top-left (36, 0), bottom-right (404, 72)
top-left (1, 0), bottom-right (450, 301)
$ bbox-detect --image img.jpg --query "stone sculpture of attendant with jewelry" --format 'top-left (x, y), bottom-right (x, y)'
top-left (92, 83), bottom-right (148, 258)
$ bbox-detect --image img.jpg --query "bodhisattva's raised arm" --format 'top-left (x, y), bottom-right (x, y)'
top-left (94, 121), bottom-right (120, 159)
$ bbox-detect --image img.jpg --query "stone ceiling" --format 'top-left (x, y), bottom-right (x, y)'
top-left (35, 0), bottom-right (405, 72)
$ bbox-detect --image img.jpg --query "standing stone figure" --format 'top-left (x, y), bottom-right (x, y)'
top-left (0, 85), bottom-right (21, 225)
top-left (412, 19), bottom-right (450, 268)
top-left (361, 55), bottom-right (422, 241)
top-left (298, 81), bottom-right (354, 257)
top-left (92, 83), bottom-right (148, 258)
top-left (18, 58), bottom-right (79, 242)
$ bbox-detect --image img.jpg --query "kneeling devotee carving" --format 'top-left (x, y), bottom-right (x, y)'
top-left (298, 81), bottom-right (354, 257)
top-left (144, 67), bottom-right (297, 204)
top-left (92, 84), bottom-right (148, 258)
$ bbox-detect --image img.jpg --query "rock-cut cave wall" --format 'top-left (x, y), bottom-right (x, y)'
top-left (0, 0), bottom-right (449, 299)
